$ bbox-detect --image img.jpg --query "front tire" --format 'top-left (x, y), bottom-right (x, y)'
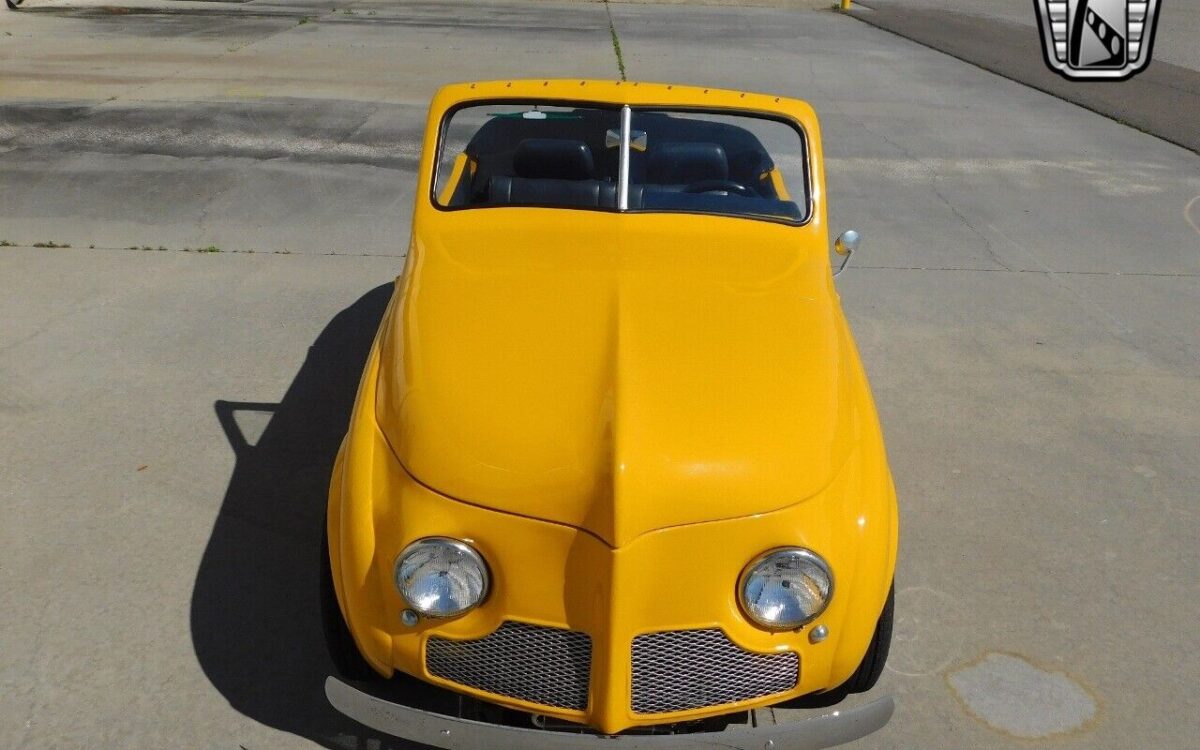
top-left (320, 518), bottom-right (380, 681)
top-left (778, 582), bottom-right (894, 709)
top-left (842, 583), bottom-right (894, 694)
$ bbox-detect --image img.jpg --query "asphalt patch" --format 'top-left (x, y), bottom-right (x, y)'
top-left (0, 99), bottom-right (425, 168)
top-left (850, 3), bottom-right (1200, 156)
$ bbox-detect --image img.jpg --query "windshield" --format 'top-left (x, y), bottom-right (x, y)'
top-left (433, 102), bottom-right (809, 225)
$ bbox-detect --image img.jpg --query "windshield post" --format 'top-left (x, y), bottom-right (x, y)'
top-left (617, 105), bottom-right (631, 211)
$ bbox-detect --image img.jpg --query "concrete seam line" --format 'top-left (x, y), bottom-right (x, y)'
top-left (604, 0), bottom-right (628, 82)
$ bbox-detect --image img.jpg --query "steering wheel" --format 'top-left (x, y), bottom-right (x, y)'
top-left (682, 179), bottom-right (757, 198)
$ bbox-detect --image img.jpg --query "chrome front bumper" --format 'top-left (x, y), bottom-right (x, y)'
top-left (326, 676), bottom-right (894, 750)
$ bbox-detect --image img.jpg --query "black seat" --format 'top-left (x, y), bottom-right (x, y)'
top-left (513, 138), bottom-right (596, 180)
top-left (485, 138), bottom-right (617, 208)
top-left (488, 176), bottom-right (616, 208)
top-left (645, 142), bottom-right (729, 186)
top-left (637, 190), bottom-right (803, 221)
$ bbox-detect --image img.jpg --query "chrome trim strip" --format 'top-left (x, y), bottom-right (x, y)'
top-left (326, 676), bottom-right (894, 750)
top-left (617, 104), bottom-right (631, 211)
top-left (430, 98), bottom-right (816, 228)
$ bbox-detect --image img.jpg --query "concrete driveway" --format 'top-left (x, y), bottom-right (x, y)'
top-left (1, 1), bottom-right (1198, 748)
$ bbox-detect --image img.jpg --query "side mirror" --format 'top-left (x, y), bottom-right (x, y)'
top-left (833, 230), bottom-right (860, 277)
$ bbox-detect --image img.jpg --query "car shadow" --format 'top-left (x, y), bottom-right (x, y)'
top-left (191, 282), bottom-right (447, 749)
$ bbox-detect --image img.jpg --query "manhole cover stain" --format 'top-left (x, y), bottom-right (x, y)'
top-left (947, 653), bottom-right (1098, 739)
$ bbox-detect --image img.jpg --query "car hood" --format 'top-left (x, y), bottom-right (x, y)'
top-left (376, 209), bottom-right (855, 548)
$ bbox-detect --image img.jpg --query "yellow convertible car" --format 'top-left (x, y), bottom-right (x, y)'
top-left (323, 80), bottom-right (898, 749)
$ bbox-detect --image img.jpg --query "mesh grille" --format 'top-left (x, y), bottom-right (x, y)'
top-left (631, 629), bottom-right (798, 714)
top-left (426, 621), bottom-right (592, 710)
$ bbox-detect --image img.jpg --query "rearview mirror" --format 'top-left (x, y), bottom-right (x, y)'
top-left (605, 129), bottom-right (648, 152)
top-left (833, 230), bottom-right (860, 277)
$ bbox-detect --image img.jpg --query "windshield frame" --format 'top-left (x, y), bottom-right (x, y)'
top-left (429, 98), bottom-right (814, 227)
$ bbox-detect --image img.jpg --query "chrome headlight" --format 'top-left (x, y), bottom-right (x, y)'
top-left (738, 548), bottom-right (833, 630)
top-left (394, 537), bottom-right (489, 618)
